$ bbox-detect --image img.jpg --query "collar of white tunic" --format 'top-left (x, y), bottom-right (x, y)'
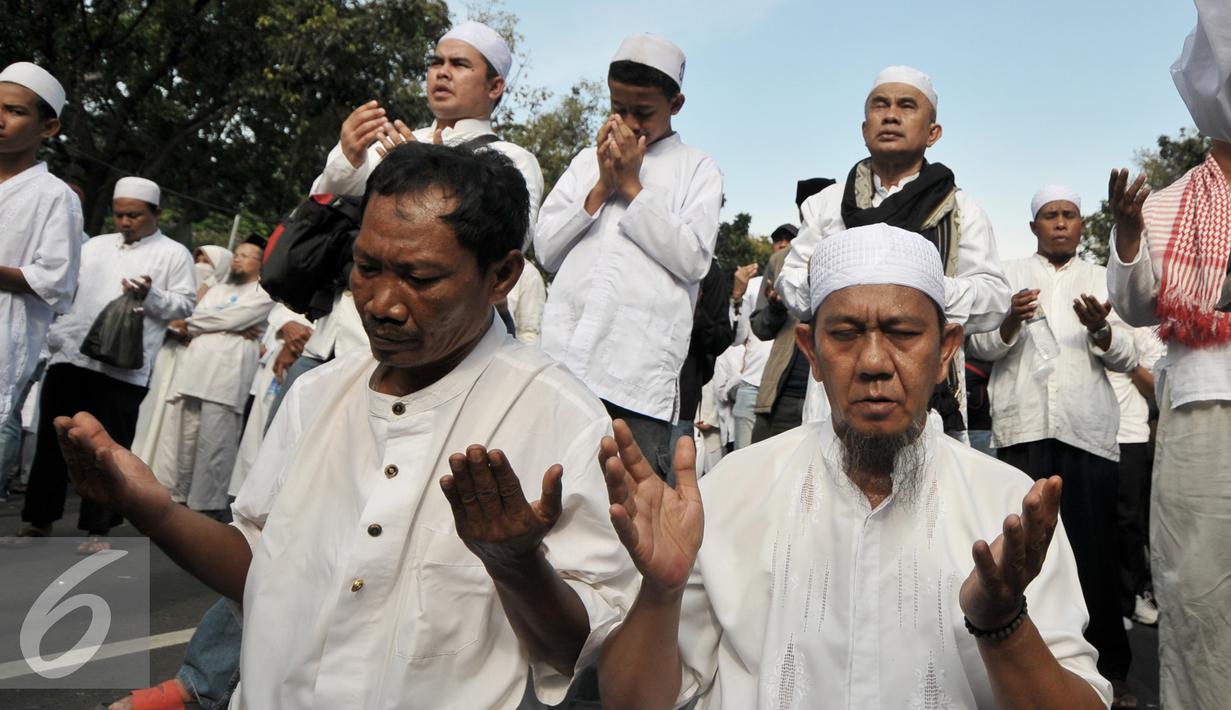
top-left (0, 160), bottom-right (50, 195)
top-left (427, 117), bottom-right (495, 141)
top-left (109, 228), bottom-right (168, 252)
top-left (365, 309), bottom-right (505, 421)
top-left (872, 170), bottom-right (920, 200)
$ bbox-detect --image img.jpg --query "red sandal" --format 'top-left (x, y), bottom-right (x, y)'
top-left (108, 678), bottom-right (194, 710)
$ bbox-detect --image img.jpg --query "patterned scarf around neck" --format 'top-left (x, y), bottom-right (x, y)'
top-left (1154, 153), bottom-right (1231, 347)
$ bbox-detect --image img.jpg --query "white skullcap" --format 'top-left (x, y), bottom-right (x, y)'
top-left (0, 62), bottom-right (65, 116)
top-left (440, 21), bottom-right (512, 78)
top-left (113, 177), bottom-right (161, 206)
top-left (809, 224), bottom-right (945, 315)
top-left (1171, 0), bottom-right (1231, 142)
top-left (612, 33), bottom-right (686, 89)
top-left (1030, 185), bottom-right (1082, 219)
top-left (871, 65), bottom-right (938, 111)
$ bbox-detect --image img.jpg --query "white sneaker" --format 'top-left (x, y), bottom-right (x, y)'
top-left (1132, 593), bottom-right (1159, 626)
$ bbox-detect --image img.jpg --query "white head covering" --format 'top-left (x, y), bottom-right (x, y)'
top-left (113, 177), bottom-right (161, 206)
top-left (194, 245), bottom-right (233, 287)
top-left (871, 65), bottom-right (938, 111)
top-left (1030, 185), bottom-right (1082, 219)
top-left (1171, 0), bottom-right (1231, 142)
top-left (809, 224), bottom-right (945, 314)
top-left (612, 33), bottom-right (687, 89)
top-left (0, 62), bottom-right (65, 116)
top-left (440, 21), bottom-right (512, 78)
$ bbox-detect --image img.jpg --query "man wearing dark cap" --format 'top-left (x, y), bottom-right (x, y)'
top-left (750, 223), bottom-right (809, 442)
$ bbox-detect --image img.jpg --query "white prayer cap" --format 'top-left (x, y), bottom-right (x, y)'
top-left (612, 33), bottom-right (686, 89)
top-left (809, 224), bottom-right (945, 314)
top-left (440, 21), bottom-right (512, 78)
top-left (113, 177), bottom-right (161, 206)
top-left (871, 65), bottom-right (938, 111)
top-left (1171, 0), bottom-right (1231, 142)
top-left (0, 62), bottom-right (65, 116)
top-left (1030, 185), bottom-right (1081, 219)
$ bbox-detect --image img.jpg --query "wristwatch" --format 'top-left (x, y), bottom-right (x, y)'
top-left (1089, 322), bottom-right (1111, 341)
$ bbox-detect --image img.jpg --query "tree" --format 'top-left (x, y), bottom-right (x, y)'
top-left (5, 0), bottom-right (450, 238)
top-left (714, 212), bottom-right (773, 275)
top-left (500, 80), bottom-right (606, 193)
top-left (1080, 127), bottom-right (1211, 264)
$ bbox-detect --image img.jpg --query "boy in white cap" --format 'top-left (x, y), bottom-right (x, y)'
top-left (535, 33), bottom-right (723, 479)
top-left (597, 224), bottom-right (1110, 709)
top-left (775, 65), bottom-right (1011, 434)
top-left (1107, 1), bottom-right (1231, 705)
top-left (0, 61), bottom-right (82, 460)
top-left (968, 185), bottom-right (1137, 706)
top-left (285, 21), bottom-right (545, 412)
top-left (18, 176), bottom-right (195, 549)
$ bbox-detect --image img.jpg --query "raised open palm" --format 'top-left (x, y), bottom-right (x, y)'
top-left (55, 412), bottom-right (171, 524)
top-left (600, 420), bottom-right (704, 592)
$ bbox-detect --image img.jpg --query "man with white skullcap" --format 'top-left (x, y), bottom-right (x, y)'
top-left (1107, 1), bottom-right (1231, 705)
top-left (290, 21), bottom-right (545, 417)
top-left (0, 61), bottom-right (82, 482)
top-left (18, 176), bottom-right (195, 548)
top-left (968, 185), bottom-right (1137, 705)
top-left (775, 65), bottom-right (1011, 435)
top-left (597, 224), bottom-right (1110, 709)
top-left (535, 33), bottom-right (723, 479)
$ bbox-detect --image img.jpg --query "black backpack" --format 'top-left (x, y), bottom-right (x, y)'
top-left (261, 193), bottom-right (362, 321)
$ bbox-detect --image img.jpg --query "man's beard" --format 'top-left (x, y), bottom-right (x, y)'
top-left (226, 270), bottom-right (245, 284)
top-left (835, 416), bottom-right (928, 506)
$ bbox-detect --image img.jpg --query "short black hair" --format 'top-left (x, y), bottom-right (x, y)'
top-left (34, 96), bottom-right (56, 121)
top-left (362, 142), bottom-right (528, 270)
top-left (608, 60), bottom-right (680, 100)
top-left (481, 56), bottom-right (503, 109)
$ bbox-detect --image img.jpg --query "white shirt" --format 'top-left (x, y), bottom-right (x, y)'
top-left (0, 162), bottom-right (82, 422)
top-left (507, 262), bottom-right (547, 346)
top-left (229, 318), bottom-right (636, 710)
top-left (535, 133), bottom-right (723, 421)
top-left (674, 418), bottom-right (1111, 709)
top-left (777, 177), bottom-right (1011, 332)
top-left (734, 277), bottom-right (771, 388)
top-left (968, 255), bottom-right (1137, 461)
top-left (1106, 170), bottom-right (1231, 408)
top-left (1109, 326), bottom-right (1166, 445)
top-left (300, 290), bottom-right (369, 361)
top-left (311, 117), bottom-right (544, 249)
top-left (46, 231), bottom-right (196, 386)
top-left (712, 345), bottom-right (743, 447)
top-left (172, 280), bottom-right (275, 411)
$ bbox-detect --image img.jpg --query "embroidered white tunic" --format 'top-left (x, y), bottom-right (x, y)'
top-left (534, 133), bottom-right (723, 421)
top-left (674, 417), bottom-right (1111, 709)
top-left (46, 230), bottom-right (196, 386)
top-left (228, 318), bottom-right (636, 709)
top-left (0, 162), bottom-right (82, 422)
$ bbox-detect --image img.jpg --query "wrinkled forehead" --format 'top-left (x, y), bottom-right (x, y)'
top-left (434, 38), bottom-right (485, 64)
top-left (814, 283), bottom-right (940, 323)
top-left (865, 82), bottom-right (931, 109)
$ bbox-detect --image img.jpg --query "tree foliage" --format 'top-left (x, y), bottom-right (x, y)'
top-left (501, 80), bottom-right (606, 193)
top-left (4, 0), bottom-right (450, 239)
top-left (715, 212), bottom-right (773, 275)
top-left (1080, 127), bottom-right (1212, 264)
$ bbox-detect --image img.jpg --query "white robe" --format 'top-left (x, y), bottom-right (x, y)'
top-left (674, 416), bottom-right (1111, 709)
top-left (0, 162), bottom-right (82, 422)
top-left (228, 317), bottom-right (637, 709)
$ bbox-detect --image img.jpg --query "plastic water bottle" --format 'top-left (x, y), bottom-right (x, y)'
top-left (1023, 294), bottom-right (1059, 378)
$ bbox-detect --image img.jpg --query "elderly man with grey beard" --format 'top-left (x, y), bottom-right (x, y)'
top-left (596, 224), bottom-right (1112, 709)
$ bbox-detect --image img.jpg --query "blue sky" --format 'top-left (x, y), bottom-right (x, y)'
top-left (491, 0), bottom-right (1200, 260)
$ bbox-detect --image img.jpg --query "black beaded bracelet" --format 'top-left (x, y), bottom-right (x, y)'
top-left (964, 597), bottom-right (1028, 640)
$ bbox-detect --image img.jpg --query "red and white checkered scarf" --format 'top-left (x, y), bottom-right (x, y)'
top-left (1154, 153), bottom-right (1231, 346)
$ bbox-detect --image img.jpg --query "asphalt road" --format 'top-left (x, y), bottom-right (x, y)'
top-left (0, 490), bottom-right (1163, 709)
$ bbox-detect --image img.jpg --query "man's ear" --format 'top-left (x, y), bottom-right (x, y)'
top-left (489, 250), bottom-right (524, 304)
top-left (926, 122), bottom-right (943, 149)
top-left (795, 322), bottom-right (821, 382)
top-left (40, 117), bottom-right (61, 140)
top-left (936, 322), bottom-right (964, 384)
top-left (488, 75), bottom-right (506, 104)
top-left (670, 92), bottom-right (685, 116)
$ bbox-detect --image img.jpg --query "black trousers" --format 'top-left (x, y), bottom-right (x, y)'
top-left (603, 400), bottom-right (670, 481)
top-left (1117, 441), bottom-right (1153, 612)
top-left (998, 439), bottom-right (1131, 680)
top-left (22, 364), bottom-right (146, 532)
top-left (751, 393), bottom-right (805, 444)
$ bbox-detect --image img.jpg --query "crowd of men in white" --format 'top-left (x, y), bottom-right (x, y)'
top-left (1, 2), bottom-right (1229, 708)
